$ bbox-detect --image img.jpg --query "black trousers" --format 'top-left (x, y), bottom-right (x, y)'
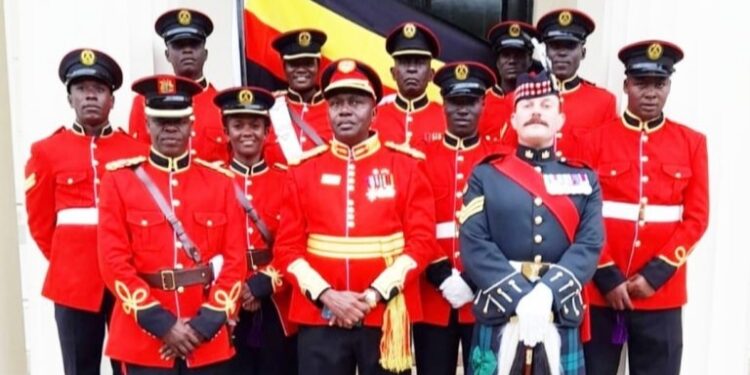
top-left (413, 310), bottom-right (473, 375)
top-left (124, 360), bottom-right (228, 375)
top-left (297, 325), bottom-right (411, 375)
top-left (227, 299), bottom-right (298, 374)
top-left (54, 292), bottom-right (121, 375)
top-left (584, 306), bottom-right (683, 375)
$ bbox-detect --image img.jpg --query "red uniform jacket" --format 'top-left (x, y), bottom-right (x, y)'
top-left (98, 151), bottom-right (246, 368)
top-left (555, 77), bottom-right (617, 157)
top-left (129, 82), bottom-right (228, 162)
top-left (581, 112), bottom-right (709, 309)
top-left (264, 90), bottom-right (332, 165)
top-left (229, 159), bottom-right (297, 336)
top-left (373, 93), bottom-right (445, 150)
top-left (419, 133), bottom-right (502, 325)
top-left (274, 135), bottom-right (437, 327)
top-left (478, 86), bottom-right (517, 146)
top-left (25, 124), bottom-right (147, 312)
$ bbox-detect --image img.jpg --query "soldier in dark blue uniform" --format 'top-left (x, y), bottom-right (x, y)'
top-left (460, 72), bottom-right (604, 375)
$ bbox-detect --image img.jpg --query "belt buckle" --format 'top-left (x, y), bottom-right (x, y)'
top-left (521, 255), bottom-right (546, 282)
top-left (160, 270), bottom-right (176, 291)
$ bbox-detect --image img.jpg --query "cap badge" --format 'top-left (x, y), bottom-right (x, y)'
top-left (455, 64), bottom-right (469, 81)
top-left (509, 24), bottom-right (521, 37)
top-left (238, 89), bottom-right (254, 105)
top-left (157, 77), bottom-right (176, 95)
top-left (403, 23), bottom-right (417, 39)
top-left (177, 10), bottom-right (192, 26)
top-left (80, 49), bottom-right (96, 66)
top-left (647, 43), bottom-right (663, 61)
top-left (298, 31), bottom-right (312, 47)
top-left (338, 60), bottom-right (356, 73)
top-left (558, 11), bottom-right (573, 27)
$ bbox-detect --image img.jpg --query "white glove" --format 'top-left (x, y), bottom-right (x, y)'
top-left (209, 255), bottom-right (224, 282)
top-left (439, 269), bottom-right (475, 309)
top-left (515, 283), bottom-right (553, 345)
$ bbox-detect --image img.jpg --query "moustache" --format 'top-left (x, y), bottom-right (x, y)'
top-left (523, 118), bottom-right (549, 127)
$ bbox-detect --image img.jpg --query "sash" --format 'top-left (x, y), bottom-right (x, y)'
top-left (492, 154), bottom-right (579, 241)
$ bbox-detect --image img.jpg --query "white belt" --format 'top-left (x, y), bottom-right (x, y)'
top-left (602, 201), bottom-right (683, 223)
top-left (56, 208), bottom-right (98, 226)
top-left (436, 221), bottom-right (457, 239)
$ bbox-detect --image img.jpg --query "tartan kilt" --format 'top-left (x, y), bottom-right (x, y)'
top-left (467, 323), bottom-right (585, 375)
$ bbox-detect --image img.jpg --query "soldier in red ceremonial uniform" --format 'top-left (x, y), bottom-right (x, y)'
top-left (214, 87), bottom-right (297, 375)
top-left (582, 41), bottom-right (709, 375)
top-left (536, 9), bottom-right (617, 158)
top-left (274, 59), bottom-right (437, 375)
top-left (479, 21), bottom-right (541, 145)
top-left (98, 75), bottom-right (246, 374)
top-left (414, 62), bottom-right (500, 375)
top-left (24, 48), bottom-right (146, 375)
top-left (373, 22), bottom-right (445, 149)
top-left (265, 29), bottom-right (332, 164)
top-left (129, 9), bottom-right (227, 162)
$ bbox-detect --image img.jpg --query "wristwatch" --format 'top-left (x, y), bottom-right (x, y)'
top-left (364, 289), bottom-right (379, 308)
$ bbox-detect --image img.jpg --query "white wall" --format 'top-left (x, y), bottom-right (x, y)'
top-left (2, 0), bottom-right (239, 373)
top-left (4, 0), bottom-right (750, 374)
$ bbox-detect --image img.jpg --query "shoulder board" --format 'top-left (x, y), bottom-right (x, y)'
top-left (580, 78), bottom-right (597, 87)
top-left (273, 162), bottom-right (288, 171)
top-left (288, 145), bottom-right (329, 166)
top-left (106, 156), bottom-right (147, 171)
top-left (384, 141), bottom-right (425, 160)
top-left (272, 90), bottom-right (287, 98)
top-left (378, 93), bottom-right (397, 107)
top-left (560, 157), bottom-right (592, 170)
top-left (194, 158), bottom-right (235, 178)
top-left (482, 134), bottom-right (506, 144)
top-left (478, 152), bottom-right (508, 165)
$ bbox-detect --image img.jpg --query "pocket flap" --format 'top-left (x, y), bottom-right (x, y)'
top-left (662, 164), bottom-right (692, 179)
top-left (55, 171), bottom-right (88, 185)
top-left (126, 210), bottom-right (165, 227)
top-left (194, 212), bottom-right (227, 227)
top-left (598, 162), bottom-right (630, 177)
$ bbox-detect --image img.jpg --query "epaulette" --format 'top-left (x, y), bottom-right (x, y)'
top-left (194, 158), bottom-right (235, 178)
top-left (106, 156), bottom-right (147, 171)
top-left (581, 78), bottom-right (597, 86)
top-left (560, 156), bottom-right (593, 170)
top-left (288, 145), bottom-right (329, 166)
top-left (482, 134), bottom-right (504, 144)
top-left (384, 141), bottom-right (425, 160)
top-left (273, 162), bottom-right (288, 171)
top-left (478, 152), bottom-right (507, 165)
top-left (272, 90), bottom-right (287, 98)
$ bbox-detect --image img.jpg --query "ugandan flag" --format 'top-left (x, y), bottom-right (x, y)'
top-left (242, 0), bottom-right (496, 101)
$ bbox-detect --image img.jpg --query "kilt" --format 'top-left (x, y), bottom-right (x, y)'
top-left (467, 323), bottom-right (584, 375)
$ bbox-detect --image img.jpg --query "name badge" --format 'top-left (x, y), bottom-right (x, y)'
top-left (543, 173), bottom-right (592, 195)
top-left (320, 174), bottom-right (341, 186)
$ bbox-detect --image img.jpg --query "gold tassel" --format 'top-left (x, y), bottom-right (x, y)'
top-left (378, 257), bottom-right (413, 372)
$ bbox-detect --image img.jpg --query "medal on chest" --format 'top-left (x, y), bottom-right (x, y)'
top-left (543, 173), bottom-right (592, 195)
top-left (366, 168), bottom-right (396, 201)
